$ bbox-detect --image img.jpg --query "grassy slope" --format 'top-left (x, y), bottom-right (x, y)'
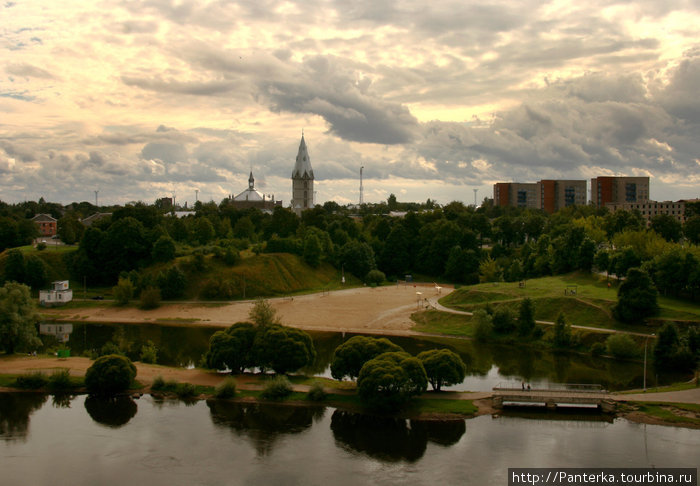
top-left (440, 273), bottom-right (700, 331)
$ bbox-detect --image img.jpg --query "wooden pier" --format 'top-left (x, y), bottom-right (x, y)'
top-left (492, 384), bottom-right (615, 412)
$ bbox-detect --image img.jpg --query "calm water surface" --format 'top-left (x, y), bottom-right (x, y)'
top-left (1, 394), bottom-right (698, 485)
top-left (53, 323), bottom-right (687, 391)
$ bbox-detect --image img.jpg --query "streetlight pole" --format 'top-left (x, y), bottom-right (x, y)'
top-left (643, 333), bottom-right (655, 391)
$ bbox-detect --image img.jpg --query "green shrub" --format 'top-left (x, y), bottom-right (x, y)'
top-left (48, 368), bottom-right (73, 391)
top-left (13, 371), bottom-right (48, 389)
top-left (606, 334), bottom-right (639, 359)
top-left (151, 375), bottom-right (166, 390)
top-left (113, 277), bottom-right (135, 306)
top-left (365, 269), bottom-right (386, 286)
top-left (139, 287), bottom-right (161, 310)
top-left (85, 354), bottom-right (137, 395)
top-left (590, 342), bottom-right (606, 357)
top-left (99, 341), bottom-right (123, 357)
top-left (261, 375), bottom-right (293, 400)
top-left (139, 341), bottom-right (158, 364)
top-left (307, 381), bottom-right (327, 401)
top-left (175, 382), bottom-right (197, 398)
top-left (37, 242), bottom-right (47, 251)
top-left (214, 377), bottom-right (237, 399)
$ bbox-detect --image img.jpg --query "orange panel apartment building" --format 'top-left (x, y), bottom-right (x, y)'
top-left (493, 180), bottom-right (586, 213)
top-left (590, 176), bottom-right (649, 207)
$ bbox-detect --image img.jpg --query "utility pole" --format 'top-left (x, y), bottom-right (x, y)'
top-left (94, 190), bottom-right (99, 207)
top-left (195, 189), bottom-right (199, 203)
top-left (473, 188), bottom-right (478, 207)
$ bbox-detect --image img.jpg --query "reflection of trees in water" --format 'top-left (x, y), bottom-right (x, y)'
top-left (207, 400), bottom-right (323, 456)
top-left (84, 395), bottom-right (137, 428)
top-left (52, 393), bottom-right (75, 408)
top-left (0, 393), bottom-right (48, 440)
top-left (330, 410), bottom-right (466, 462)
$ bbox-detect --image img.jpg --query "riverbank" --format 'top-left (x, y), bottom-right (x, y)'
top-left (42, 284), bottom-right (449, 336)
top-left (1, 355), bottom-right (698, 427)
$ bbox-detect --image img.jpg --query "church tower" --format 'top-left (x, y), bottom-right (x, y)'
top-left (291, 133), bottom-right (314, 215)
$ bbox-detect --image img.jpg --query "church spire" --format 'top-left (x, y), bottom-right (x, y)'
top-left (248, 170), bottom-right (254, 189)
top-left (292, 133), bottom-right (314, 179)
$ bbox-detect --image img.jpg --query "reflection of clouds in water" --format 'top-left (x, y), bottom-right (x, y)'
top-left (207, 400), bottom-right (325, 456)
top-left (330, 409), bottom-right (466, 462)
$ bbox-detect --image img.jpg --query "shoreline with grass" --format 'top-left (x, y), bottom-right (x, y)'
top-left (1, 355), bottom-right (698, 428)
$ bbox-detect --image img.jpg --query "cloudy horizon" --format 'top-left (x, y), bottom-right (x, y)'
top-left (1, 0), bottom-right (698, 208)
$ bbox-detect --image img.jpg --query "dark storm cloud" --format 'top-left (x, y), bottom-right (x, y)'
top-left (0, 141), bottom-right (36, 162)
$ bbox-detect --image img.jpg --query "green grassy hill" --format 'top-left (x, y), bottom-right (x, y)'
top-left (440, 273), bottom-right (700, 332)
top-left (153, 252), bottom-right (358, 300)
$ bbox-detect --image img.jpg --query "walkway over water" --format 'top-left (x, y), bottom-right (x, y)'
top-left (492, 383), bottom-right (615, 411)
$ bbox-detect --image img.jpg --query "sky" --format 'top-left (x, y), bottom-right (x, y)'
top-left (1, 0), bottom-right (699, 208)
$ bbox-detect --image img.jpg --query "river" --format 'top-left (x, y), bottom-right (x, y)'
top-left (1, 393), bottom-right (697, 485)
top-left (51, 322), bottom-right (688, 391)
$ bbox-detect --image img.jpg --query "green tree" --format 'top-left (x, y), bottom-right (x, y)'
top-left (605, 334), bottom-right (639, 359)
top-left (151, 235), bottom-right (176, 262)
top-left (492, 307), bottom-right (516, 334)
top-left (205, 322), bottom-right (257, 373)
top-left (195, 217), bottom-right (216, 244)
top-left (330, 336), bottom-right (403, 380)
top-left (113, 277), bottom-right (135, 306)
top-left (57, 215), bottom-right (84, 245)
top-left (4, 249), bottom-right (26, 283)
top-left (157, 266), bottom-right (186, 299)
top-left (254, 324), bottom-right (316, 374)
top-left (650, 214), bottom-right (682, 242)
top-left (517, 298), bottom-right (536, 336)
top-left (302, 233), bottom-right (322, 267)
top-left (139, 287), bottom-right (161, 310)
top-left (472, 309), bottom-right (493, 341)
top-left (357, 351), bottom-right (428, 411)
top-left (417, 348), bottom-right (467, 391)
top-left (552, 313), bottom-right (572, 348)
top-left (340, 240), bottom-right (376, 279)
top-left (613, 268), bottom-right (659, 323)
top-left (479, 256), bottom-right (501, 283)
top-left (684, 216), bottom-right (700, 244)
top-left (84, 354), bottom-right (137, 395)
top-left (24, 255), bottom-right (48, 289)
top-left (248, 298), bottom-right (280, 327)
top-left (0, 282), bottom-right (41, 354)
top-left (365, 269), bottom-right (385, 285)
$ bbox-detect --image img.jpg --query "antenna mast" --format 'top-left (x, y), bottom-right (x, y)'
top-left (473, 188), bottom-right (478, 207)
top-left (94, 190), bottom-right (99, 207)
top-left (359, 166), bottom-right (364, 205)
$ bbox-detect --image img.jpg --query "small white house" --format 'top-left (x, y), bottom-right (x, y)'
top-left (39, 280), bottom-right (73, 306)
top-left (39, 323), bottom-right (73, 343)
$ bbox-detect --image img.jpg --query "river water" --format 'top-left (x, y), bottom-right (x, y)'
top-left (54, 323), bottom-right (687, 391)
top-left (1, 393), bottom-right (698, 485)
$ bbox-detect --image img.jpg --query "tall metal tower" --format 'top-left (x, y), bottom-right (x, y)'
top-left (473, 188), bottom-right (478, 207)
top-left (94, 190), bottom-right (99, 207)
top-left (359, 166), bottom-right (364, 205)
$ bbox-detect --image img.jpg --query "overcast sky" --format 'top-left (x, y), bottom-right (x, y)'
top-left (1, 0), bottom-right (699, 208)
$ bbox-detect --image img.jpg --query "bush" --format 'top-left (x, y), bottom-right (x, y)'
top-left (13, 371), bottom-right (48, 389)
top-left (48, 368), bottom-right (73, 391)
top-left (175, 382), bottom-right (197, 398)
top-left (99, 341), bottom-right (124, 357)
top-left (37, 242), bottom-right (47, 251)
top-left (261, 375), bottom-right (293, 400)
top-left (113, 277), bottom-right (135, 306)
top-left (139, 341), bottom-right (158, 364)
top-left (151, 375), bottom-right (166, 390)
top-left (605, 334), bottom-right (639, 359)
top-left (307, 381), bottom-right (327, 401)
top-left (85, 354), bottom-right (137, 395)
top-left (590, 342), bottom-right (606, 357)
top-left (139, 287), bottom-right (161, 310)
top-left (215, 377), bottom-right (237, 399)
top-left (365, 269), bottom-right (386, 286)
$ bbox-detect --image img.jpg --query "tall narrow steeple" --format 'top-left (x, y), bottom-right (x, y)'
top-left (291, 133), bottom-right (315, 215)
